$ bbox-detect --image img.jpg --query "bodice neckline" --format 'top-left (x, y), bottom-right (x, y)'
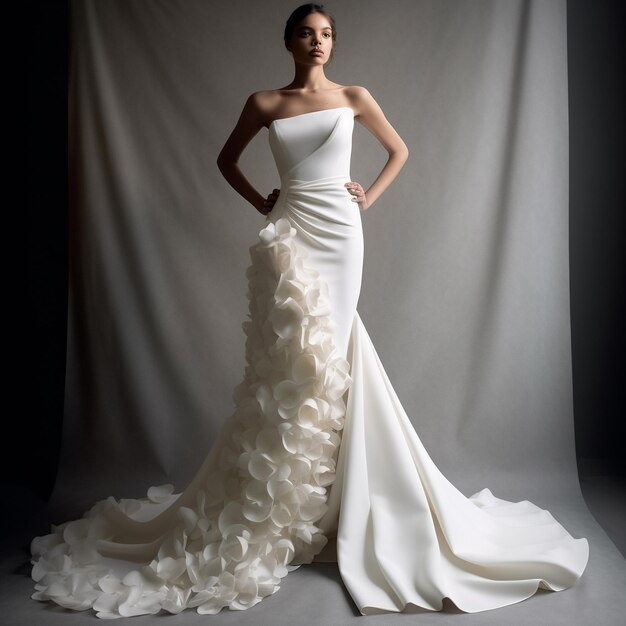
top-left (269, 106), bottom-right (354, 130)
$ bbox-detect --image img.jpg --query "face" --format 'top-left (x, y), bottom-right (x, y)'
top-left (288, 12), bottom-right (334, 65)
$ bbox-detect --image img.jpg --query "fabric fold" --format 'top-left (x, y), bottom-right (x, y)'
top-left (335, 312), bottom-right (589, 614)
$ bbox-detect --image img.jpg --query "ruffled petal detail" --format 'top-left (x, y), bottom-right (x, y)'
top-left (30, 216), bottom-right (352, 618)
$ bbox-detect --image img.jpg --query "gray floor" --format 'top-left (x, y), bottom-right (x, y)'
top-left (2, 460), bottom-right (625, 625)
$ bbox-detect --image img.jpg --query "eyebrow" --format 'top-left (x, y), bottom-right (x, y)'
top-left (297, 25), bottom-right (332, 30)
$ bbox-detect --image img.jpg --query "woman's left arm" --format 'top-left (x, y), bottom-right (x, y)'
top-left (347, 86), bottom-right (409, 210)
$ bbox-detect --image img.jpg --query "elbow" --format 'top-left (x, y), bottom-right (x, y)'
top-left (216, 154), bottom-right (231, 173)
top-left (217, 152), bottom-right (238, 171)
top-left (390, 141), bottom-right (409, 161)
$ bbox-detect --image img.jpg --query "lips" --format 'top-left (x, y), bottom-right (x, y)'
top-left (310, 49), bottom-right (324, 56)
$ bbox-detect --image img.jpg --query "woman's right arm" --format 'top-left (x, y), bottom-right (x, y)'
top-left (216, 93), bottom-right (278, 215)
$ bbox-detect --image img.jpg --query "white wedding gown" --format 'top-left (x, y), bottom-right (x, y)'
top-left (30, 107), bottom-right (589, 619)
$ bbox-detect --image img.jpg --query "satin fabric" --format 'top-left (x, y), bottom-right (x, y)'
top-left (267, 106), bottom-right (363, 362)
top-left (29, 107), bottom-right (589, 619)
top-left (268, 107), bottom-right (589, 613)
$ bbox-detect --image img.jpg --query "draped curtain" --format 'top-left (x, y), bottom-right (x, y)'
top-left (55, 0), bottom-right (579, 517)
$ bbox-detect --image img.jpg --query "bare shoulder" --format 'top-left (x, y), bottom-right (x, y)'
top-left (216, 91), bottom-right (279, 161)
top-left (241, 90), bottom-right (282, 122)
top-left (344, 86), bottom-right (408, 155)
top-left (246, 89), bottom-right (280, 117)
top-left (344, 85), bottom-right (382, 118)
top-left (249, 89), bottom-right (283, 111)
top-left (345, 85), bottom-right (372, 99)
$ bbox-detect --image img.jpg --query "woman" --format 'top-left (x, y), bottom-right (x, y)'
top-left (30, 3), bottom-right (588, 619)
top-left (216, 8), bottom-right (409, 220)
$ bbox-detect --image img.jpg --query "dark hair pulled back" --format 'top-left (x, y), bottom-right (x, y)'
top-left (284, 3), bottom-right (337, 63)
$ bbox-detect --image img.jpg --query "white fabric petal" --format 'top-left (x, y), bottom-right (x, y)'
top-left (30, 215), bottom-right (351, 617)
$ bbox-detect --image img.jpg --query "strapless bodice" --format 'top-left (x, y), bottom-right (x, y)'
top-left (268, 107), bottom-right (354, 185)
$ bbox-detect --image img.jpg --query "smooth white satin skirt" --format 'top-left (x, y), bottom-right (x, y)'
top-left (269, 173), bottom-right (589, 614)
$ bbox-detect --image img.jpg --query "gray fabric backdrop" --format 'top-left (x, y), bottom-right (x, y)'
top-left (59, 0), bottom-right (578, 504)
top-left (37, 0), bottom-right (626, 624)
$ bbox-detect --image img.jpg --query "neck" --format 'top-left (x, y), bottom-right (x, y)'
top-left (286, 64), bottom-right (333, 92)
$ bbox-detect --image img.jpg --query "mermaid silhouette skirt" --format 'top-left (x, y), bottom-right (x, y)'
top-left (30, 108), bottom-right (589, 618)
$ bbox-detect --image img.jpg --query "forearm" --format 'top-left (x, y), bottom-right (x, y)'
top-left (217, 159), bottom-right (265, 212)
top-left (364, 148), bottom-right (409, 208)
